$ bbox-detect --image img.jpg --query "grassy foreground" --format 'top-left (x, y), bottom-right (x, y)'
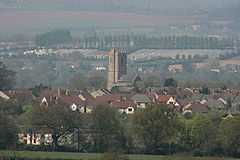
top-left (0, 151), bottom-right (238, 160)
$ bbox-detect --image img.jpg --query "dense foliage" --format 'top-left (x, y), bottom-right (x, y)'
top-left (0, 113), bottom-right (18, 149)
top-left (30, 104), bottom-right (81, 150)
top-left (1, 100), bottom-right (240, 157)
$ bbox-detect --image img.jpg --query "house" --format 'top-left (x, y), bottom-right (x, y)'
top-left (58, 95), bottom-right (92, 113)
top-left (178, 99), bottom-right (191, 112)
top-left (1, 89), bottom-right (34, 104)
top-left (39, 89), bottom-right (59, 106)
top-left (183, 102), bottom-right (209, 115)
top-left (90, 89), bottom-right (111, 98)
top-left (156, 95), bottom-right (177, 105)
top-left (39, 89), bottom-right (93, 113)
top-left (176, 88), bottom-right (194, 99)
top-left (150, 94), bottom-right (181, 110)
top-left (168, 64), bottom-right (183, 73)
top-left (131, 94), bottom-right (152, 109)
top-left (94, 94), bottom-right (137, 114)
top-left (111, 100), bottom-right (136, 114)
top-left (191, 102), bottom-right (209, 114)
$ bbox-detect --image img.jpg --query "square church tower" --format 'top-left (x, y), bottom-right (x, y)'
top-left (107, 48), bottom-right (127, 90)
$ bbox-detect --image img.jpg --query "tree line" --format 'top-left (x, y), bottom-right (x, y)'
top-left (74, 35), bottom-right (235, 50)
top-left (35, 30), bottom-right (235, 50)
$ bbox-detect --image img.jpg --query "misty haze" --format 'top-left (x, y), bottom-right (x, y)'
top-left (0, 1), bottom-right (240, 160)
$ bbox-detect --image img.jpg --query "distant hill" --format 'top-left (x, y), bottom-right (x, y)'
top-left (0, 0), bottom-right (239, 16)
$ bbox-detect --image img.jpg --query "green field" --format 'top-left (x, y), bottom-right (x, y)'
top-left (0, 151), bottom-right (239, 160)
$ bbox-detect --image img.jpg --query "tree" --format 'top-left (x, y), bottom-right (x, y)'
top-left (200, 85), bottom-right (210, 95)
top-left (182, 54), bottom-right (186, 60)
top-left (183, 115), bottom-right (218, 155)
top-left (31, 84), bottom-right (50, 97)
top-left (226, 97), bottom-right (233, 112)
top-left (0, 62), bottom-right (15, 90)
top-left (35, 29), bottom-right (72, 47)
top-left (164, 78), bottom-right (178, 88)
top-left (218, 116), bottom-right (240, 157)
top-left (144, 75), bottom-right (161, 87)
top-left (69, 73), bottom-right (88, 90)
top-left (91, 106), bottom-right (125, 152)
top-left (0, 99), bottom-right (23, 115)
top-left (132, 105), bottom-right (181, 154)
top-left (0, 113), bottom-right (18, 149)
top-left (88, 75), bottom-right (107, 89)
top-left (30, 104), bottom-right (81, 151)
top-left (175, 54), bottom-right (180, 60)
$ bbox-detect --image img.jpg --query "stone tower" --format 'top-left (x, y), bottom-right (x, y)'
top-left (107, 48), bottom-right (127, 90)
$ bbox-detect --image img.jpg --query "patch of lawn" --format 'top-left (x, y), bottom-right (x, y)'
top-left (0, 151), bottom-right (238, 160)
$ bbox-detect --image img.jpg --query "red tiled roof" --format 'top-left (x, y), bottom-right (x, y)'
top-left (157, 95), bottom-right (173, 103)
top-left (94, 94), bottom-right (136, 109)
top-left (58, 95), bottom-right (85, 106)
top-left (190, 102), bottom-right (209, 113)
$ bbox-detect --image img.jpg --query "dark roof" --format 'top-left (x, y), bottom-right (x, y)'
top-left (94, 94), bottom-right (136, 109)
top-left (190, 102), bottom-right (209, 113)
top-left (131, 94), bottom-right (151, 103)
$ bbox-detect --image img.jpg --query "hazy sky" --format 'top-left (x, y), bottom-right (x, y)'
top-left (0, 0), bottom-right (239, 35)
top-left (0, 0), bottom-right (239, 11)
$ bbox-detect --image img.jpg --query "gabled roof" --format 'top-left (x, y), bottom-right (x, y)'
top-left (131, 94), bottom-right (151, 103)
top-left (2, 89), bottom-right (34, 104)
top-left (157, 95), bottom-right (174, 103)
top-left (218, 98), bottom-right (227, 105)
top-left (0, 91), bottom-right (10, 100)
top-left (132, 74), bottom-right (142, 83)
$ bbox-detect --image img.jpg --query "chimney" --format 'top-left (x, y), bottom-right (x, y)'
top-left (65, 89), bottom-right (70, 96)
top-left (57, 88), bottom-right (61, 97)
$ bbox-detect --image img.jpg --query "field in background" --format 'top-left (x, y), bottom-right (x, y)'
top-left (0, 151), bottom-right (238, 160)
top-left (129, 49), bottom-right (230, 61)
top-left (0, 11), bottom-right (199, 35)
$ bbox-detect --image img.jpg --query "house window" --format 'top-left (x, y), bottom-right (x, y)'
top-left (33, 137), bottom-right (36, 144)
top-left (128, 108), bottom-right (133, 112)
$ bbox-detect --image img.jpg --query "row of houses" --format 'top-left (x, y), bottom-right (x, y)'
top-left (1, 87), bottom-right (240, 146)
top-left (1, 87), bottom-right (240, 115)
top-left (2, 87), bottom-right (239, 116)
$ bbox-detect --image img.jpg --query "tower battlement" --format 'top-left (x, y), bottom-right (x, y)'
top-left (107, 48), bottom-right (127, 90)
